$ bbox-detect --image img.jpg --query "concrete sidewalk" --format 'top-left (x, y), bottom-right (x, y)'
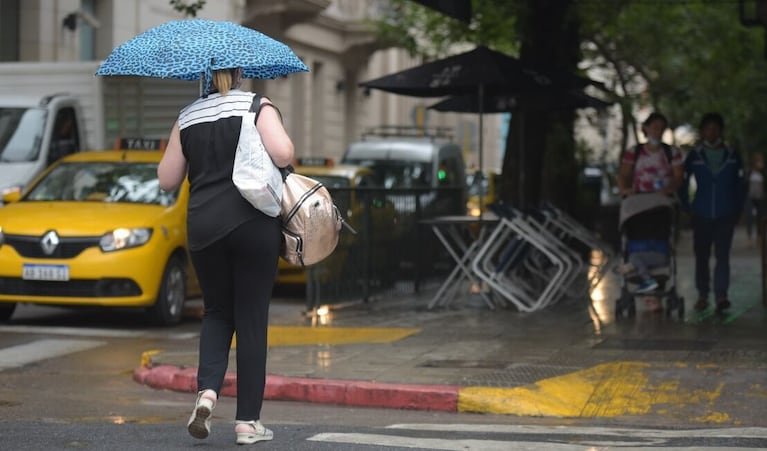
top-left (135, 225), bottom-right (767, 427)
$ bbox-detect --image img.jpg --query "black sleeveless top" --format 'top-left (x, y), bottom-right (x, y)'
top-left (178, 89), bottom-right (271, 251)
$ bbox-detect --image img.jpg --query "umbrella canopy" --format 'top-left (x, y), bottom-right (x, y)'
top-left (411, 0), bottom-right (472, 23)
top-left (428, 89), bottom-right (612, 114)
top-left (358, 45), bottom-right (594, 98)
top-left (96, 19), bottom-right (308, 94)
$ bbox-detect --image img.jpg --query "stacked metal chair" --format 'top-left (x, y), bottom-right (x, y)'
top-left (471, 203), bottom-right (616, 312)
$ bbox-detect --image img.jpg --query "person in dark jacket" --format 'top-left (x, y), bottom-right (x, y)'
top-left (678, 112), bottom-right (746, 313)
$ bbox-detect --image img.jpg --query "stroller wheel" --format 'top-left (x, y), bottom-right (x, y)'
top-left (615, 296), bottom-right (635, 319)
top-left (677, 297), bottom-right (685, 319)
top-left (614, 299), bottom-right (624, 319)
top-left (627, 300), bottom-right (636, 318)
top-left (665, 298), bottom-right (674, 318)
top-left (665, 294), bottom-right (684, 320)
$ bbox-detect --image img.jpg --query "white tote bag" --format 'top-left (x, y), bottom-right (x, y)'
top-left (232, 98), bottom-right (283, 217)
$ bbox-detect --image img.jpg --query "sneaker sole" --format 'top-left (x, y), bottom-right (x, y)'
top-left (188, 406), bottom-right (211, 439)
top-left (236, 432), bottom-right (273, 445)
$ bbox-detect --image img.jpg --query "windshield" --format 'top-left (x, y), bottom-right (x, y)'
top-left (466, 171), bottom-right (489, 197)
top-left (0, 107), bottom-right (47, 162)
top-left (25, 161), bottom-right (178, 205)
top-left (308, 175), bottom-right (350, 189)
top-left (343, 160), bottom-right (432, 189)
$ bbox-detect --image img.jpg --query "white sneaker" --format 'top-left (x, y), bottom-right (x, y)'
top-left (635, 278), bottom-right (659, 294)
top-left (187, 390), bottom-right (216, 439)
top-left (235, 420), bottom-right (274, 445)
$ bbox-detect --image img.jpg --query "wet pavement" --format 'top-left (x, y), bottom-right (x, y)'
top-left (137, 225), bottom-right (767, 427)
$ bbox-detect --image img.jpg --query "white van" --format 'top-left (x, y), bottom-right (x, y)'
top-left (341, 126), bottom-right (467, 216)
top-left (0, 93), bottom-right (86, 201)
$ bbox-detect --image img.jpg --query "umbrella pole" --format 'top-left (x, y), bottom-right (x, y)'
top-left (478, 83), bottom-right (484, 219)
top-left (518, 110), bottom-right (525, 210)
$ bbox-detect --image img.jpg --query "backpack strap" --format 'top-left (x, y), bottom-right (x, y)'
top-left (250, 94), bottom-right (283, 124)
top-left (631, 142), bottom-right (673, 172)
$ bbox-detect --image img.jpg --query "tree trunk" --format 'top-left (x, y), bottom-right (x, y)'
top-left (500, 0), bottom-right (581, 211)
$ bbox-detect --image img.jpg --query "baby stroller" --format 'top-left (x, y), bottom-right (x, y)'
top-left (614, 192), bottom-right (684, 319)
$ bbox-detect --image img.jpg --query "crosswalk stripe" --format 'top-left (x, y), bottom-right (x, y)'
top-left (0, 325), bottom-right (197, 340)
top-left (308, 432), bottom-right (759, 450)
top-left (386, 424), bottom-right (767, 439)
top-left (308, 432), bottom-right (541, 450)
top-left (0, 338), bottom-right (105, 370)
top-left (307, 425), bottom-right (765, 451)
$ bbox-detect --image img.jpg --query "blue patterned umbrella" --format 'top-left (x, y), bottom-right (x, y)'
top-left (96, 19), bottom-right (308, 94)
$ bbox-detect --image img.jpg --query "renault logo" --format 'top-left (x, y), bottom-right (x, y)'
top-left (40, 230), bottom-right (60, 256)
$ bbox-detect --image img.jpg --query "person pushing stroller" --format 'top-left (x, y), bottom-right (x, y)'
top-left (615, 112), bottom-right (684, 313)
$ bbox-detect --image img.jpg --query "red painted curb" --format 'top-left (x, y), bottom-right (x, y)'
top-left (134, 365), bottom-right (459, 412)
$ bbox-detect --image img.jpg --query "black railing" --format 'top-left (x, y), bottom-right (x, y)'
top-left (302, 186), bottom-right (466, 309)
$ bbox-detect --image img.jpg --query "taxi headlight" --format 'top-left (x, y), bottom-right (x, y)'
top-left (0, 226), bottom-right (4, 246)
top-left (100, 228), bottom-right (152, 252)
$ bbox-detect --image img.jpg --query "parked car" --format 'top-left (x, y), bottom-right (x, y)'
top-left (0, 148), bottom-right (200, 325)
top-left (341, 126), bottom-right (468, 217)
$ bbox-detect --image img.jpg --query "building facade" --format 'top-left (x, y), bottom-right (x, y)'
top-left (0, 0), bottom-right (503, 170)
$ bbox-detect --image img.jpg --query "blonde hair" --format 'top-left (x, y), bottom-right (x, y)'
top-left (211, 68), bottom-right (242, 95)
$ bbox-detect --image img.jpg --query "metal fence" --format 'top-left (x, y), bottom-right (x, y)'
top-left (303, 186), bottom-right (466, 309)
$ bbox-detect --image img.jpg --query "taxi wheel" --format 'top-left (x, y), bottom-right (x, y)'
top-left (147, 257), bottom-right (186, 326)
top-left (0, 303), bottom-right (16, 322)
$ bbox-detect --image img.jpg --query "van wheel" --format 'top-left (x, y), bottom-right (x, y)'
top-left (0, 303), bottom-right (16, 322)
top-left (146, 258), bottom-right (186, 326)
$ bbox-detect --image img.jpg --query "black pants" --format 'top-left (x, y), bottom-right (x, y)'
top-left (691, 215), bottom-right (736, 301)
top-left (190, 214), bottom-right (280, 421)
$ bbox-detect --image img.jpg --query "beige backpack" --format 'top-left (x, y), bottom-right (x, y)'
top-left (280, 168), bottom-right (355, 267)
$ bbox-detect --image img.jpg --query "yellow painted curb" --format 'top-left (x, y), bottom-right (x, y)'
top-left (458, 361), bottom-right (728, 423)
top-left (231, 325), bottom-right (421, 348)
top-left (140, 349), bottom-right (161, 368)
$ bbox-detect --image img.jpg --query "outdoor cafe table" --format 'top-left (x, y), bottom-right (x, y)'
top-left (420, 214), bottom-right (500, 310)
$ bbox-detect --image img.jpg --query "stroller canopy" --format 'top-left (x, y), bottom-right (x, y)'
top-left (619, 192), bottom-right (674, 231)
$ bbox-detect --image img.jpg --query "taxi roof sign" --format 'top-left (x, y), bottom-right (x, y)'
top-left (295, 157), bottom-right (334, 167)
top-left (114, 137), bottom-right (167, 151)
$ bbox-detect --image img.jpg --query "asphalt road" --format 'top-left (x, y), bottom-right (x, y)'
top-left (1, 303), bottom-right (766, 450)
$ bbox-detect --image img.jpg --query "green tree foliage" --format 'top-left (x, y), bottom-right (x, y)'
top-left (374, 0), bottom-right (520, 58)
top-left (170, 0), bottom-right (206, 18)
top-left (374, 0), bottom-right (584, 208)
top-left (580, 0), bottom-right (767, 153)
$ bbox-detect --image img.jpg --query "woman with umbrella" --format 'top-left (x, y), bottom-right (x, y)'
top-left (158, 67), bottom-right (294, 444)
top-left (97, 18), bottom-right (306, 445)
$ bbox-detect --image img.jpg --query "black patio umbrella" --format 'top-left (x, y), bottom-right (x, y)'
top-left (428, 89), bottom-right (612, 114)
top-left (359, 45), bottom-right (599, 209)
top-left (428, 89), bottom-right (613, 208)
top-left (359, 46), bottom-right (593, 98)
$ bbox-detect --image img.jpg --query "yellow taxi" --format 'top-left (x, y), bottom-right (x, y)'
top-left (0, 147), bottom-right (200, 325)
top-left (276, 161), bottom-right (396, 285)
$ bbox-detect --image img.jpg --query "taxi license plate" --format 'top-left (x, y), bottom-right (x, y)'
top-left (22, 264), bottom-right (70, 281)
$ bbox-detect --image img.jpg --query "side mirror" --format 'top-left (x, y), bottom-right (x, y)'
top-left (2, 191), bottom-right (21, 204)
